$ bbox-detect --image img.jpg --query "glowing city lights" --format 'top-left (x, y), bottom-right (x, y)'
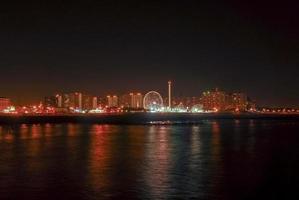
top-left (0, 81), bottom-right (298, 115)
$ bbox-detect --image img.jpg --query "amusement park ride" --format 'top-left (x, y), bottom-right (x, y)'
top-left (143, 81), bottom-right (202, 113)
top-left (143, 91), bottom-right (164, 112)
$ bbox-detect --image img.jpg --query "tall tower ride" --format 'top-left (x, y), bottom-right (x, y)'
top-left (168, 81), bottom-right (172, 110)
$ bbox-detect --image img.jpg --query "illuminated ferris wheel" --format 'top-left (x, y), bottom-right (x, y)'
top-left (143, 91), bottom-right (163, 111)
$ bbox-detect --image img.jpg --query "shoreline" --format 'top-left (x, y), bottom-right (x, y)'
top-left (0, 113), bottom-right (299, 124)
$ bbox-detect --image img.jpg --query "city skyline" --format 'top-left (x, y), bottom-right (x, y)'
top-left (0, 1), bottom-right (298, 107)
top-left (1, 80), bottom-right (260, 114)
top-left (0, 83), bottom-right (296, 109)
top-left (2, 83), bottom-right (250, 105)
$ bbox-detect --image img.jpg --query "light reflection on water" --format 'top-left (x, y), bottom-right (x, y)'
top-left (0, 120), bottom-right (298, 199)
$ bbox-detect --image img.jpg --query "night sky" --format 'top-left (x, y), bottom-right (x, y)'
top-left (0, 0), bottom-right (298, 107)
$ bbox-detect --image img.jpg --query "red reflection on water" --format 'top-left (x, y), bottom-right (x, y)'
top-left (3, 133), bottom-right (13, 141)
top-left (44, 123), bottom-right (53, 135)
top-left (87, 124), bottom-right (111, 192)
top-left (211, 121), bottom-right (221, 160)
top-left (31, 124), bottom-right (40, 139)
top-left (20, 124), bottom-right (29, 139)
top-left (67, 123), bottom-right (78, 137)
top-left (144, 126), bottom-right (171, 198)
top-left (0, 126), bottom-right (14, 141)
top-left (212, 121), bottom-right (220, 135)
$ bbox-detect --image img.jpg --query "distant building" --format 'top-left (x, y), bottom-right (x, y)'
top-left (81, 95), bottom-right (98, 110)
top-left (247, 97), bottom-right (256, 111)
top-left (62, 94), bottom-right (70, 108)
top-left (107, 95), bottom-right (118, 107)
top-left (92, 97), bottom-right (98, 109)
top-left (66, 92), bottom-right (82, 110)
top-left (130, 93), bottom-right (143, 108)
top-left (119, 94), bottom-right (131, 108)
top-left (56, 94), bottom-right (63, 108)
top-left (224, 93), bottom-right (248, 111)
top-left (200, 89), bottom-right (251, 112)
top-left (200, 88), bottom-right (226, 111)
top-left (44, 96), bottom-right (57, 107)
top-left (119, 93), bottom-right (143, 109)
top-left (54, 93), bottom-right (97, 111)
top-left (81, 94), bottom-right (92, 110)
top-left (55, 92), bottom-right (82, 110)
top-left (0, 97), bottom-right (11, 111)
top-left (230, 93), bottom-right (248, 111)
top-left (97, 96), bottom-right (107, 108)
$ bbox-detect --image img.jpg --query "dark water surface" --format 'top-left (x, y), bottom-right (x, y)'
top-left (0, 119), bottom-right (298, 200)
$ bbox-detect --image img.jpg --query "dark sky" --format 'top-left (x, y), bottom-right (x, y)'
top-left (0, 0), bottom-right (298, 107)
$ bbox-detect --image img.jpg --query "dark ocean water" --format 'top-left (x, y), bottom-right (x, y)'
top-left (0, 119), bottom-right (298, 200)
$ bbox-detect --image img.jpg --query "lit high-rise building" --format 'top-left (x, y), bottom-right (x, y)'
top-left (92, 97), bottom-right (98, 109)
top-left (44, 96), bottom-right (57, 107)
top-left (55, 93), bottom-right (96, 110)
top-left (119, 94), bottom-right (131, 108)
top-left (56, 94), bottom-right (63, 108)
top-left (229, 93), bottom-right (248, 111)
top-left (69, 92), bottom-right (82, 110)
top-left (119, 93), bottom-right (143, 108)
top-left (200, 89), bottom-right (251, 112)
top-left (58, 92), bottom-right (82, 110)
top-left (107, 95), bottom-right (118, 107)
top-left (130, 93), bottom-right (143, 108)
top-left (82, 94), bottom-right (93, 110)
top-left (97, 96), bottom-right (107, 108)
top-left (200, 88), bottom-right (226, 111)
